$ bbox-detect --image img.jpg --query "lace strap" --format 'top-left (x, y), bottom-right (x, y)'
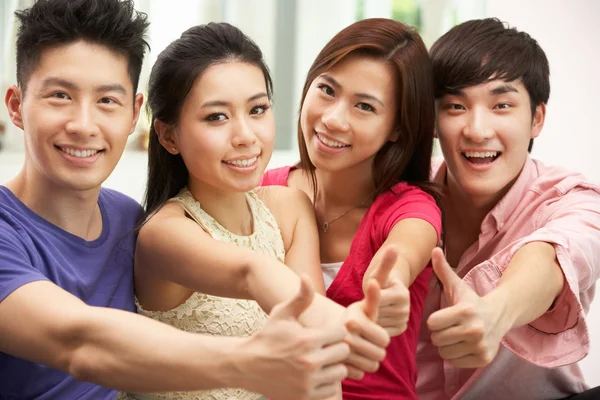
top-left (246, 190), bottom-right (286, 262)
top-left (168, 188), bottom-right (214, 235)
top-left (246, 190), bottom-right (281, 232)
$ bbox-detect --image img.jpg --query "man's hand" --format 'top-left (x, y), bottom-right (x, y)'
top-left (242, 276), bottom-right (350, 400)
top-left (427, 248), bottom-right (508, 368)
top-left (368, 246), bottom-right (410, 336)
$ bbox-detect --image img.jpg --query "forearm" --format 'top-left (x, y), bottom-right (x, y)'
top-left (484, 242), bottom-right (564, 332)
top-left (0, 282), bottom-right (245, 392)
top-left (66, 306), bottom-right (246, 392)
top-left (396, 257), bottom-right (412, 287)
top-left (245, 253), bottom-right (344, 327)
top-left (363, 216), bottom-right (439, 290)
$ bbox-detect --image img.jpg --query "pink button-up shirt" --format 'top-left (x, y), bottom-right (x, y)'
top-left (416, 157), bottom-right (600, 400)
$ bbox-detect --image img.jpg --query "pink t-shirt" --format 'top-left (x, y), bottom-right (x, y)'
top-left (416, 157), bottom-right (600, 400)
top-left (262, 166), bottom-right (442, 400)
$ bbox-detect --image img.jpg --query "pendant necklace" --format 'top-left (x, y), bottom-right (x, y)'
top-left (321, 198), bottom-right (371, 233)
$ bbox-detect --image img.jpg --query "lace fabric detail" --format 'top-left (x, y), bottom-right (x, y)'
top-left (125, 188), bottom-right (284, 400)
top-left (169, 188), bottom-right (285, 264)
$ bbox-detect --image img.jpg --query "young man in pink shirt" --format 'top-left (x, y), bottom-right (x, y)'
top-left (416, 18), bottom-right (600, 399)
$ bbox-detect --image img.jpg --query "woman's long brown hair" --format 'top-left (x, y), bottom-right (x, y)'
top-left (297, 18), bottom-right (438, 202)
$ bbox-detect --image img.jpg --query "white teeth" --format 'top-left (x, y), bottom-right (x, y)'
top-left (464, 151), bottom-right (498, 158)
top-left (224, 157), bottom-right (258, 167)
top-left (60, 147), bottom-right (99, 158)
top-left (317, 133), bottom-right (349, 148)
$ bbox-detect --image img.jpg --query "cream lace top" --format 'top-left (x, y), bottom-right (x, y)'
top-left (122, 187), bottom-right (285, 400)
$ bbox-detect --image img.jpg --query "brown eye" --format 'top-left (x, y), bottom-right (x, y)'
top-left (250, 104), bottom-right (270, 115)
top-left (357, 103), bottom-right (374, 112)
top-left (205, 113), bottom-right (227, 122)
top-left (52, 92), bottom-right (70, 100)
top-left (317, 83), bottom-right (335, 96)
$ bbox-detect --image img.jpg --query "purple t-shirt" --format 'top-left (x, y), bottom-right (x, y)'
top-left (0, 186), bottom-right (142, 399)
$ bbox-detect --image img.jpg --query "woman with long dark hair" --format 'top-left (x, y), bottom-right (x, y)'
top-left (124, 22), bottom-right (392, 400)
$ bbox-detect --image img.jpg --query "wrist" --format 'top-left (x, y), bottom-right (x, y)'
top-left (218, 337), bottom-right (253, 390)
top-left (482, 288), bottom-right (515, 336)
top-left (391, 258), bottom-right (411, 287)
top-left (244, 253), bottom-right (290, 313)
top-left (299, 294), bottom-right (344, 328)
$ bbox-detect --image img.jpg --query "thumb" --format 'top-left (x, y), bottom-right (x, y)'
top-left (370, 245), bottom-right (398, 288)
top-left (270, 275), bottom-right (315, 320)
top-left (431, 247), bottom-right (468, 303)
top-left (362, 278), bottom-right (382, 321)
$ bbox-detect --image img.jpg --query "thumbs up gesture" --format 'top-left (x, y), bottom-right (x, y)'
top-left (248, 276), bottom-right (351, 399)
top-left (340, 248), bottom-right (401, 380)
top-left (343, 278), bottom-right (390, 380)
top-left (366, 245), bottom-right (411, 337)
top-left (427, 248), bottom-right (506, 368)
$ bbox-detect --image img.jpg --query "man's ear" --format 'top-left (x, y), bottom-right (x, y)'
top-left (154, 119), bottom-right (179, 154)
top-left (530, 103), bottom-right (546, 140)
top-left (129, 93), bottom-right (144, 136)
top-left (5, 85), bottom-right (24, 130)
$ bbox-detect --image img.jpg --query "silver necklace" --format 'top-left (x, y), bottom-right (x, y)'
top-left (320, 198), bottom-right (371, 233)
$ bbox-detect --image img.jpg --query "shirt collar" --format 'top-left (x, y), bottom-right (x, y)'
top-left (488, 156), bottom-right (536, 231)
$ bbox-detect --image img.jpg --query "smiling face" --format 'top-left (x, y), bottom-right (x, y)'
top-left (436, 79), bottom-right (545, 203)
top-left (5, 40), bottom-right (142, 192)
top-left (170, 61), bottom-right (274, 194)
top-left (300, 53), bottom-right (398, 177)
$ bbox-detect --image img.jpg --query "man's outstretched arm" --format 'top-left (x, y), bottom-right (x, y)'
top-left (0, 277), bottom-right (350, 400)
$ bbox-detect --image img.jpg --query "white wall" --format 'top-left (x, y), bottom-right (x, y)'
top-left (485, 0), bottom-right (600, 387)
top-left (1, 0), bottom-right (22, 151)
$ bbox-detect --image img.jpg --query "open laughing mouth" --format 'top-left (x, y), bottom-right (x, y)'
top-left (462, 151), bottom-right (501, 165)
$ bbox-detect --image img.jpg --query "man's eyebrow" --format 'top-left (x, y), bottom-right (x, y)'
top-left (95, 84), bottom-right (128, 95)
top-left (40, 77), bottom-right (78, 91)
top-left (445, 88), bottom-right (465, 96)
top-left (490, 84), bottom-right (519, 96)
top-left (40, 78), bottom-right (128, 96)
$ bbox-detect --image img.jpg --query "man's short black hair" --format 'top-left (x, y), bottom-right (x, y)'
top-left (15, 0), bottom-right (150, 94)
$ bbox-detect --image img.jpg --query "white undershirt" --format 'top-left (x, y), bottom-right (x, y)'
top-left (321, 262), bottom-right (344, 290)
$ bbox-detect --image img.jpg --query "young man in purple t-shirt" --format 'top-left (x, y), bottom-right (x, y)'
top-left (0, 1), bottom-right (386, 399)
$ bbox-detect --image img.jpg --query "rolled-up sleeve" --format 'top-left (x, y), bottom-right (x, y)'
top-left (531, 185), bottom-right (600, 324)
top-left (470, 185), bottom-right (600, 368)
